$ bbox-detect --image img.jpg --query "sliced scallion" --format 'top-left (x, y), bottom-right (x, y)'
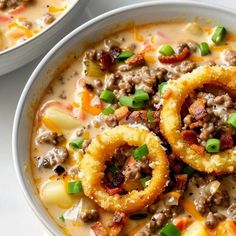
top-left (134, 89), bottom-right (149, 102)
top-left (67, 181), bottom-right (83, 194)
top-left (159, 82), bottom-right (168, 96)
top-left (102, 106), bottom-right (115, 115)
top-left (140, 176), bottom-right (151, 188)
top-left (132, 144), bottom-right (149, 160)
top-left (205, 138), bottom-right (220, 153)
top-left (100, 90), bottom-right (115, 103)
top-left (182, 165), bottom-right (195, 175)
top-left (116, 51), bottom-right (134, 62)
top-left (199, 42), bottom-right (211, 56)
top-left (211, 26), bottom-right (227, 45)
top-left (160, 223), bottom-right (181, 236)
top-left (59, 215), bottom-right (65, 222)
top-left (119, 96), bottom-right (144, 109)
top-left (69, 138), bottom-right (84, 150)
top-left (147, 110), bottom-right (155, 123)
top-left (159, 44), bottom-right (175, 56)
top-left (227, 112), bottom-right (236, 129)
top-left (107, 165), bottom-right (118, 174)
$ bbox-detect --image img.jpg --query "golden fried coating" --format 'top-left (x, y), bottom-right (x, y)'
top-left (80, 125), bottom-right (169, 213)
top-left (160, 66), bottom-right (236, 174)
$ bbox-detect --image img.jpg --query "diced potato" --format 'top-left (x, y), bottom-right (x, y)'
top-left (78, 196), bottom-right (98, 213)
top-left (43, 107), bottom-right (80, 130)
top-left (183, 221), bottom-right (209, 236)
top-left (40, 180), bottom-right (74, 208)
top-left (184, 22), bottom-right (203, 35)
top-left (84, 60), bottom-right (104, 77)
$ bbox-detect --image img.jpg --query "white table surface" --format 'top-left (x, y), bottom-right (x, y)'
top-left (1, 0), bottom-right (236, 235)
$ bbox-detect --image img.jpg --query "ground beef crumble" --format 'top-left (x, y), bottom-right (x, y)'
top-left (182, 91), bottom-right (236, 148)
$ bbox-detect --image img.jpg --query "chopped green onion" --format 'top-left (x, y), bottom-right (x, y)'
top-left (159, 44), bottom-right (175, 56)
top-left (69, 138), bottom-right (84, 150)
top-left (199, 42), bottom-right (211, 56)
top-left (134, 89), bottom-right (149, 102)
top-left (147, 110), bottom-right (155, 123)
top-left (205, 138), bottom-right (221, 153)
top-left (211, 26), bottom-right (227, 45)
top-left (160, 223), bottom-right (181, 236)
top-left (100, 90), bottom-right (116, 103)
top-left (119, 96), bottom-right (144, 109)
top-left (107, 165), bottom-right (118, 174)
top-left (116, 51), bottom-right (134, 62)
top-left (140, 176), bottom-right (151, 188)
top-left (159, 82), bottom-right (168, 96)
top-left (102, 106), bottom-right (115, 115)
top-left (59, 215), bottom-right (65, 222)
top-left (132, 144), bottom-right (149, 160)
top-left (67, 181), bottom-right (83, 194)
top-left (182, 165), bottom-right (195, 175)
top-left (227, 112), bottom-right (236, 129)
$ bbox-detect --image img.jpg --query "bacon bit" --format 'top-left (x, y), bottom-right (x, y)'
top-left (114, 106), bottom-right (130, 121)
top-left (159, 47), bottom-right (190, 64)
top-left (173, 216), bottom-right (193, 231)
top-left (0, 14), bottom-right (12, 23)
top-left (162, 89), bottom-right (172, 99)
top-left (110, 47), bottom-right (122, 63)
top-left (189, 120), bottom-right (203, 129)
top-left (126, 156), bottom-right (136, 166)
top-left (8, 3), bottom-right (27, 15)
top-left (175, 174), bottom-right (188, 190)
top-left (91, 222), bottom-right (108, 236)
top-left (181, 130), bottom-right (198, 145)
top-left (220, 134), bottom-right (234, 150)
top-left (126, 53), bottom-right (145, 67)
top-left (112, 211), bottom-right (127, 225)
top-left (191, 144), bottom-right (205, 155)
top-left (99, 51), bottom-right (113, 70)
top-left (104, 185), bottom-right (123, 195)
top-left (188, 98), bottom-right (206, 120)
top-left (109, 212), bottom-right (127, 236)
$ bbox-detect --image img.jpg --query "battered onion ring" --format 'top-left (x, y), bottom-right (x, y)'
top-left (80, 125), bottom-right (169, 213)
top-left (160, 66), bottom-right (236, 174)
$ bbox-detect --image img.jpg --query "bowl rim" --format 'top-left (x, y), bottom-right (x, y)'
top-left (0, 0), bottom-right (82, 56)
top-left (12, 0), bottom-right (236, 234)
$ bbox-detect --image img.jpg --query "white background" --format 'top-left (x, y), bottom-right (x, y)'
top-left (0, 0), bottom-right (235, 235)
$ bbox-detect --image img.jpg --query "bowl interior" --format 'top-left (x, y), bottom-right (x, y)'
top-left (13, 1), bottom-right (236, 235)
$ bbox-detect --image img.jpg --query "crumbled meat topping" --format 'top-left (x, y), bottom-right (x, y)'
top-left (222, 50), bottom-right (236, 66)
top-left (205, 212), bottom-right (226, 229)
top-left (227, 203), bottom-right (236, 223)
top-left (122, 161), bottom-right (151, 180)
top-left (36, 130), bottom-right (65, 145)
top-left (37, 147), bottom-right (68, 168)
top-left (182, 91), bottom-right (236, 148)
top-left (80, 209), bottom-right (99, 223)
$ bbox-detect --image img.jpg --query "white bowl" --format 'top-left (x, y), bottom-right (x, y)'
top-left (13, 1), bottom-right (236, 235)
top-left (0, 0), bottom-right (88, 76)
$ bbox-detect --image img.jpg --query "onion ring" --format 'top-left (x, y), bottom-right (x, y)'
top-left (80, 125), bottom-right (169, 213)
top-left (160, 66), bottom-right (236, 174)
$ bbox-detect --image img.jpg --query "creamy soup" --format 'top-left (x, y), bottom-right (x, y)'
top-left (0, 0), bottom-right (75, 51)
top-left (30, 21), bottom-right (236, 236)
